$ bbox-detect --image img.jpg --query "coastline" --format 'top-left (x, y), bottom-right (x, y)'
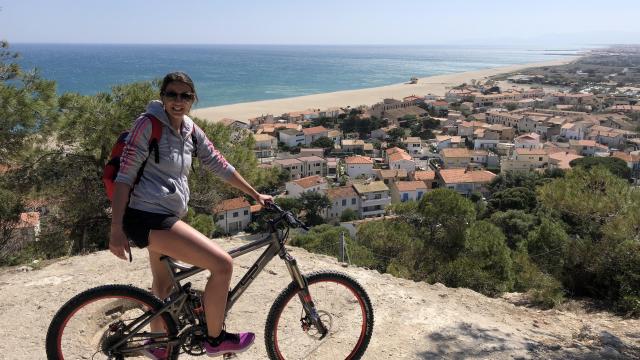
top-left (192, 57), bottom-right (577, 122)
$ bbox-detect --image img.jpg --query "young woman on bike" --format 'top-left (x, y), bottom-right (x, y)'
top-left (108, 71), bottom-right (271, 359)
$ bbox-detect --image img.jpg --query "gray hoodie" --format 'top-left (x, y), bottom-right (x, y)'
top-left (115, 100), bottom-right (236, 217)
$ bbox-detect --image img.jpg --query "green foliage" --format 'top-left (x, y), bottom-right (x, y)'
top-left (488, 187), bottom-right (537, 212)
top-left (339, 208), bottom-right (359, 222)
top-left (488, 171), bottom-right (556, 193)
top-left (291, 224), bottom-right (376, 267)
top-left (448, 221), bottom-right (513, 296)
top-left (309, 136), bottom-right (334, 149)
top-left (537, 166), bottom-right (632, 239)
top-left (298, 192), bottom-right (331, 226)
top-left (184, 208), bottom-right (215, 237)
top-left (0, 41), bottom-right (58, 164)
top-left (512, 251), bottom-right (565, 308)
top-left (489, 210), bottom-right (537, 250)
top-left (526, 218), bottom-right (569, 278)
top-left (387, 127), bottom-right (406, 143)
top-left (0, 187), bottom-right (24, 259)
top-left (569, 157), bottom-right (631, 179)
top-left (356, 219), bottom-right (419, 275)
top-left (417, 189), bottom-right (476, 259)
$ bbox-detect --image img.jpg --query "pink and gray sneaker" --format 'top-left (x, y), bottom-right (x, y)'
top-left (203, 330), bottom-right (255, 357)
top-left (140, 339), bottom-right (167, 360)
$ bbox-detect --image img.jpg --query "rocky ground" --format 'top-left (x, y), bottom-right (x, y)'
top-left (1, 236), bottom-right (639, 359)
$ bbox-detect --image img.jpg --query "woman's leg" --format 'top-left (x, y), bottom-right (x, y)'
top-left (148, 249), bottom-right (174, 332)
top-left (148, 220), bottom-right (233, 337)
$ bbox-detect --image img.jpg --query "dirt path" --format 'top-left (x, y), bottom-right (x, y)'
top-left (1, 236), bottom-right (638, 359)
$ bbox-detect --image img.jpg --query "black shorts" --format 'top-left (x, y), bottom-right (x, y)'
top-left (122, 207), bottom-right (179, 248)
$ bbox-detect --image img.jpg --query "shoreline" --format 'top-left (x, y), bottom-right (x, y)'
top-left (192, 57), bottom-right (578, 122)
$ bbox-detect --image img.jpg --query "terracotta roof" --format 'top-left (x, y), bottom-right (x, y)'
top-left (438, 169), bottom-right (497, 184)
top-left (403, 95), bottom-right (422, 102)
top-left (376, 169), bottom-right (408, 179)
top-left (388, 151), bottom-right (412, 162)
top-left (345, 156), bottom-right (373, 165)
top-left (302, 126), bottom-right (328, 135)
top-left (296, 156), bottom-right (325, 162)
top-left (326, 186), bottom-right (357, 200)
top-left (16, 212), bottom-right (40, 229)
top-left (342, 139), bottom-right (365, 146)
top-left (385, 147), bottom-right (404, 155)
top-left (612, 151), bottom-right (638, 163)
top-left (515, 148), bottom-right (548, 156)
top-left (273, 158), bottom-right (303, 166)
top-left (570, 139), bottom-right (599, 147)
top-left (292, 175), bottom-right (327, 189)
top-left (549, 152), bottom-right (583, 170)
top-left (441, 148), bottom-right (471, 158)
top-left (402, 137), bottom-right (421, 143)
top-left (515, 133), bottom-right (541, 141)
top-left (395, 181), bottom-right (428, 192)
top-left (254, 134), bottom-right (276, 142)
top-left (433, 100), bottom-right (449, 107)
top-left (414, 170), bottom-right (436, 181)
top-left (214, 197), bottom-right (250, 213)
top-left (250, 204), bottom-right (263, 213)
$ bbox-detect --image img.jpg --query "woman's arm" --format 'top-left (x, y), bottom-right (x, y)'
top-left (225, 171), bottom-right (272, 205)
top-left (192, 123), bottom-right (272, 205)
top-left (109, 182), bottom-right (132, 260)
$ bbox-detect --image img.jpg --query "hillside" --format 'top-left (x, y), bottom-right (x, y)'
top-left (1, 236), bottom-right (638, 359)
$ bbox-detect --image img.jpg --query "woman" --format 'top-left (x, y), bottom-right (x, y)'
top-left (109, 72), bottom-right (270, 358)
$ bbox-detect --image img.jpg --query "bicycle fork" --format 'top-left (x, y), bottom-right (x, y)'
top-left (282, 252), bottom-right (329, 339)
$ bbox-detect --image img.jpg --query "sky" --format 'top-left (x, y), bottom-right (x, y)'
top-left (1, 0), bottom-right (639, 46)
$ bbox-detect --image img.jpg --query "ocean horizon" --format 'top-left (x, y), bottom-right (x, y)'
top-left (12, 43), bottom-right (586, 108)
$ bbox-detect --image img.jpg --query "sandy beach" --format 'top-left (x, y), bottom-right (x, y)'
top-left (192, 58), bottom-right (577, 123)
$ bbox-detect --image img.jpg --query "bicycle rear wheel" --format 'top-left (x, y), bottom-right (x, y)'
top-left (265, 271), bottom-right (374, 360)
top-left (46, 284), bottom-right (179, 360)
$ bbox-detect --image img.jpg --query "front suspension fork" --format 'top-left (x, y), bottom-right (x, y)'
top-left (282, 252), bottom-right (328, 338)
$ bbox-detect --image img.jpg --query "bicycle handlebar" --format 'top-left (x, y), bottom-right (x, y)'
top-left (264, 201), bottom-right (310, 231)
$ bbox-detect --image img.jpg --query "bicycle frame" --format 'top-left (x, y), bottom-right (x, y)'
top-left (107, 211), bottom-right (323, 355)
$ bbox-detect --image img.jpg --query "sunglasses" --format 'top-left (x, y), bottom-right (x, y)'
top-left (163, 91), bottom-right (195, 102)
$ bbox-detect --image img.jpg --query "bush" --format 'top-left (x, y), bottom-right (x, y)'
top-left (512, 251), bottom-right (564, 308)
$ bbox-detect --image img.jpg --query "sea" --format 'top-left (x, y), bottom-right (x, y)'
top-left (12, 44), bottom-right (585, 108)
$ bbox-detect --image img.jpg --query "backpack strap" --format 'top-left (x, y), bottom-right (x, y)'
top-left (145, 114), bottom-right (163, 164)
top-left (190, 125), bottom-right (199, 172)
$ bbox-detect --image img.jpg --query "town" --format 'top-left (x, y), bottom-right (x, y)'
top-left (212, 53), bottom-right (640, 235)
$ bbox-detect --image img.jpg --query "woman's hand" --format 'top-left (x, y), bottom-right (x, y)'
top-left (255, 193), bottom-right (273, 206)
top-left (109, 224), bottom-right (131, 261)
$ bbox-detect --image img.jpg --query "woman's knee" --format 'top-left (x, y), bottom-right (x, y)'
top-left (207, 252), bottom-right (233, 277)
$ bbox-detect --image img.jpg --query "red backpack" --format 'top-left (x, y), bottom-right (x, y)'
top-left (102, 114), bottom-right (199, 201)
top-left (102, 114), bottom-right (163, 201)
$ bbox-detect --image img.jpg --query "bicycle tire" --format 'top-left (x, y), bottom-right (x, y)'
top-left (45, 284), bottom-right (179, 360)
top-left (264, 271), bottom-right (374, 360)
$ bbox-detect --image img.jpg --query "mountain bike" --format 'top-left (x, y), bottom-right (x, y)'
top-left (45, 203), bottom-right (374, 359)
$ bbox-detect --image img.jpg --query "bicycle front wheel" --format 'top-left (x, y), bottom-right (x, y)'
top-left (265, 271), bottom-right (374, 360)
top-left (45, 284), bottom-right (179, 360)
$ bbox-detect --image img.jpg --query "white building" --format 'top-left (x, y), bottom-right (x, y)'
top-left (352, 181), bottom-right (391, 218)
top-left (402, 137), bottom-right (424, 156)
top-left (285, 175), bottom-right (328, 198)
top-left (302, 126), bottom-right (329, 146)
top-left (324, 186), bottom-right (360, 220)
top-left (387, 148), bottom-right (416, 173)
top-left (278, 128), bottom-right (305, 148)
top-left (389, 180), bottom-right (428, 203)
top-left (344, 155), bottom-right (374, 178)
top-left (437, 169), bottom-right (497, 196)
top-left (297, 156), bottom-right (327, 177)
top-left (253, 133), bottom-right (278, 158)
top-left (214, 197), bottom-right (252, 234)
